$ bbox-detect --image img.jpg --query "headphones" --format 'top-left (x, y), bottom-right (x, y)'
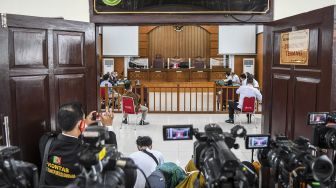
top-left (79, 120), bottom-right (86, 132)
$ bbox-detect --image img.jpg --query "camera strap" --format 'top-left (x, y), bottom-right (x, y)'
top-left (142, 150), bottom-right (159, 165)
top-left (39, 135), bottom-right (56, 186)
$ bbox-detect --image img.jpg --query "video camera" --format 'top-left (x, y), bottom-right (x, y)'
top-left (307, 112), bottom-right (336, 149)
top-left (67, 126), bottom-right (136, 188)
top-left (257, 135), bottom-right (334, 187)
top-left (0, 146), bottom-right (39, 188)
top-left (163, 124), bottom-right (257, 188)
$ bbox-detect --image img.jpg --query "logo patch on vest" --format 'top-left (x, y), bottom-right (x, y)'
top-left (52, 156), bottom-right (62, 165)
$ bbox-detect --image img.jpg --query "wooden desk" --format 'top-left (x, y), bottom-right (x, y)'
top-left (167, 69), bottom-right (190, 82)
top-left (149, 69), bottom-right (166, 82)
top-left (190, 69), bottom-right (210, 82)
top-left (128, 68), bottom-right (230, 82)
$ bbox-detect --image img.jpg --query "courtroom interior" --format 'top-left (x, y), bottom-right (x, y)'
top-left (1, 0), bottom-right (336, 188)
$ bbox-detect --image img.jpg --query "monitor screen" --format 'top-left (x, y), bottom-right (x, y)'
top-left (307, 112), bottom-right (328, 125)
top-left (245, 134), bottom-right (270, 149)
top-left (163, 125), bottom-right (193, 141)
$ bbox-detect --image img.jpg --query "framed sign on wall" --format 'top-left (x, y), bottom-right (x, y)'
top-left (280, 29), bottom-right (309, 66)
top-left (94, 0), bottom-right (270, 14)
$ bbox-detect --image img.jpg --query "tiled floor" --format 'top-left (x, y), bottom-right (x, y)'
top-left (111, 113), bottom-right (261, 168)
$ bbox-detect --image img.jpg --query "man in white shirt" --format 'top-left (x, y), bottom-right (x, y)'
top-left (100, 74), bottom-right (113, 96)
top-left (224, 72), bottom-right (240, 85)
top-left (225, 77), bottom-right (262, 124)
top-left (129, 136), bottom-right (164, 188)
top-left (100, 74), bottom-right (113, 88)
top-left (240, 73), bottom-right (247, 84)
top-left (231, 72), bottom-right (240, 85)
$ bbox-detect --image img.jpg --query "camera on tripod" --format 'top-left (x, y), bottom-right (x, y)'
top-left (68, 126), bottom-right (136, 188)
top-left (163, 123), bottom-right (257, 188)
top-left (257, 135), bottom-right (334, 187)
top-left (0, 146), bottom-right (39, 188)
top-left (307, 112), bottom-right (336, 149)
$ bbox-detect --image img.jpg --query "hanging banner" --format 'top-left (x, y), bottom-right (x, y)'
top-left (280, 29), bottom-right (309, 65)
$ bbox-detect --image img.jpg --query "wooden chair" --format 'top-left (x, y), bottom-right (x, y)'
top-left (153, 58), bottom-right (165, 68)
top-left (120, 96), bottom-right (141, 130)
top-left (193, 58), bottom-right (206, 68)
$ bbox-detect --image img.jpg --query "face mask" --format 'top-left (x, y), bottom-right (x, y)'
top-left (79, 120), bottom-right (86, 133)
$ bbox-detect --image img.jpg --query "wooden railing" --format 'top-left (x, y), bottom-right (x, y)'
top-left (100, 84), bottom-right (262, 113)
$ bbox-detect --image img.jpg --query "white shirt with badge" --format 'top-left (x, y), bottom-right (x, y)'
top-left (236, 84), bottom-right (262, 109)
top-left (232, 74), bottom-right (241, 84)
top-left (224, 74), bottom-right (240, 84)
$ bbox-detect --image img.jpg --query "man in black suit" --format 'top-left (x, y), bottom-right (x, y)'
top-left (39, 102), bottom-right (116, 186)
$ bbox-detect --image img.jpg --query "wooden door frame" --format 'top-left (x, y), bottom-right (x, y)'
top-left (0, 14), bottom-right (97, 164)
top-left (262, 5), bottom-right (335, 138)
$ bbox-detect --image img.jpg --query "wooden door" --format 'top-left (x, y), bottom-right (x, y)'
top-left (262, 6), bottom-right (336, 140)
top-left (0, 14), bottom-right (97, 166)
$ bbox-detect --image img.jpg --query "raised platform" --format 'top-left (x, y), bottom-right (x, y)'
top-left (128, 68), bottom-right (230, 82)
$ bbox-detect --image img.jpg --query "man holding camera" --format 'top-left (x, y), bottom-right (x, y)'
top-left (122, 81), bottom-right (149, 125)
top-left (225, 77), bottom-right (262, 124)
top-left (39, 102), bottom-right (115, 186)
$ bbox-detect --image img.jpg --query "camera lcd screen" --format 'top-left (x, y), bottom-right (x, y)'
top-left (307, 112), bottom-right (328, 125)
top-left (245, 134), bottom-right (270, 149)
top-left (163, 125), bottom-right (193, 141)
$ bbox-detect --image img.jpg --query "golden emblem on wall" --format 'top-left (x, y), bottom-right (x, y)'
top-left (280, 29), bottom-right (309, 65)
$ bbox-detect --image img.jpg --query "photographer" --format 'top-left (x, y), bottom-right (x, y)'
top-left (39, 102), bottom-right (116, 187)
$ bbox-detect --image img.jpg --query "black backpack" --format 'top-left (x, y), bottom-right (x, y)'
top-left (146, 169), bottom-right (166, 188)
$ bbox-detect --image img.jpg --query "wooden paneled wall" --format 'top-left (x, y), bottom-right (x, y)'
top-left (113, 57), bottom-right (124, 79)
top-left (139, 25), bottom-right (221, 67)
top-left (256, 33), bottom-right (263, 87)
top-left (200, 26), bottom-right (220, 57)
top-left (148, 26), bottom-right (210, 64)
top-left (139, 26), bottom-right (156, 57)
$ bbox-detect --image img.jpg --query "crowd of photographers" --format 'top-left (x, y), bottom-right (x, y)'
top-left (1, 83), bottom-right (336, 187)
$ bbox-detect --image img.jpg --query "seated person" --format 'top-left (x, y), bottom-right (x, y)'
top-left (224, 72), bottom-right (240, 85)
top-left (240, 73), bottom-right (247, 84)
top-left (193, 56), bottom-right (206, 68)
top-left (152, 54), bottom-right (165, 68)
top-left (122, 81), bottom-right (149, 125)
top-left (39, 102), bottom-right (116, 186)
top-left (225, 77), bottom-right (262, 124)
top-left (242, 72), bottom-right (259, 88)
top-left (109, 72), bottom-right (118, 85)
top-left (176, 159), bottom-right (205, 188)
top-left (129, 136), bottom-right (164, 188)
top-left (100, 74), bottom-right (113, 95)
top-left (169, 56), bottom-right (183, 69)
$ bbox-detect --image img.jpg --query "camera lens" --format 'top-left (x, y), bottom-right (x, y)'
top-left (311, 155), bottom-right (334, 182)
